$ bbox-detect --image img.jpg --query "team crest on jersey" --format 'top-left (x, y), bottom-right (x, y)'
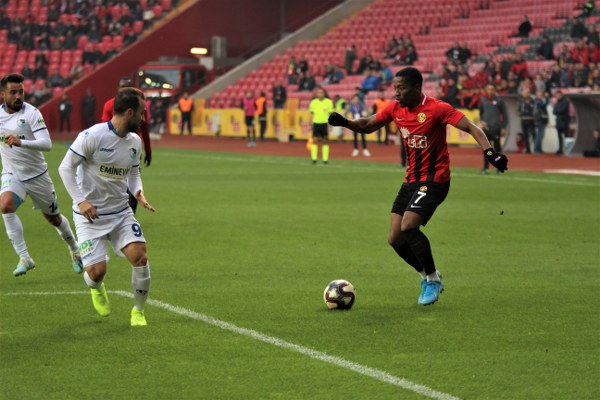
top-left (400, 127), bottom-right (410, 138)
top-left (129, 148), bottom-right (137, 159)
top-left (17, 119), bottom-right (26, 128)
top-left (417, 113), bottom-right (426, 123)
top-left (420, 186), bottom-right (428, 192)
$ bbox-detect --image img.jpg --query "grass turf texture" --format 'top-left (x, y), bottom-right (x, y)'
top-left (1, 144), bottom-right (599, 400)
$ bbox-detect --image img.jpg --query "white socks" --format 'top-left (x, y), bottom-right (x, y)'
top-left (427, 271), bottom-right (441, 282)
top-left (84, 270), bottom-right (101, 289)
top-left (54, 214), bottom-right (79, 252)
top-left (132, 264), bottom-right (151, 311)
top-left (2, 212), bottom-right (29, 259)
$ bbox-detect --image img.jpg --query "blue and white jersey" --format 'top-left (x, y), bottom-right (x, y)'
top-left (68, 121), bottom-right (142, 214)
top-left (0, 102), bottom-right (50, 181)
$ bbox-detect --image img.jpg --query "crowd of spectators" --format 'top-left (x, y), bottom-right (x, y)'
top-left (0, 0), bottom-right (173, 106)
top-left (435, 14), bottom-right (600, 113)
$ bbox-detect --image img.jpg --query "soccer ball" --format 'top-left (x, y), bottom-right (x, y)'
top-left (323, 279), bottom-right (356, 310)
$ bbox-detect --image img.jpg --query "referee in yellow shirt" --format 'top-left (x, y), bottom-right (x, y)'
top-left (309, 87), bottom-right (334, 164)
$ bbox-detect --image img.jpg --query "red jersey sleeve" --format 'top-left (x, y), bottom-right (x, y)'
top-left (375, 101), bottom-right (395, 125)
top-left (101, 98), bottom-right (115, 122)
top-left (436, 100), bottom-right (464, 127)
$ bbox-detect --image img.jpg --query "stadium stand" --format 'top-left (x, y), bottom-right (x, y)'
top-left (0, 0), bottom-right (178, 106)
top-left (206, 0), bottom-right (598, 109)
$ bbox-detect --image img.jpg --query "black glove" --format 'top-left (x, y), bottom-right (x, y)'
top-left (484, 148), bottom-right (508, 173)
top-left (328, 112), bottom-right (348, 127)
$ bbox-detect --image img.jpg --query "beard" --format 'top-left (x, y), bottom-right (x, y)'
top-left (7, 99), bottom-right (23, 112)
top-left (126, 120), bottom-right (140, 133)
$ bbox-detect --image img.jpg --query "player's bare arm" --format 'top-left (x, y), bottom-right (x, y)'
top-left (135, 190), bottom-right (155, 212)
top-left (455, 116), bottom-right (492, 149)
top-left (455, 116), bottom-right (509, 172)
top-left (328, 112), bottom-right (384, 133)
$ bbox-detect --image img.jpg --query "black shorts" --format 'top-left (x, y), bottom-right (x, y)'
top-left (245, 116), bottom-right (255, 126)
top-left (312, 123), bottom-right (329, 139)
top-left (391, 182), bottom-right (450, 226)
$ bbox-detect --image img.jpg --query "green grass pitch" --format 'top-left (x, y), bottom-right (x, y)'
top-left (1, 143), bottom-right (599, 400)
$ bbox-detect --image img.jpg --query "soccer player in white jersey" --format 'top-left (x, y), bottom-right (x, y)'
top-left (0, 73), bottom-right (82, 276)
top-left (59, 87), bottom-right (155, 327)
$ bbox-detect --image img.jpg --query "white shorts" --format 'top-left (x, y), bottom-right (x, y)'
top-left (74, 209), bottom-right (146, 267)
top-left (1, 171), bottom-right (60, 215)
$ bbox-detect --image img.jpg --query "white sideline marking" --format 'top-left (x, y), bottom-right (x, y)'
top-left (158, 151), bottom-right (600, 187)
top-left (3, 290), bottom-right (460, 400)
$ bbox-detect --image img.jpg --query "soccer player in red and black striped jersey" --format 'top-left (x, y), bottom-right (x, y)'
top-left (328, 67), bottom-right (508, 306)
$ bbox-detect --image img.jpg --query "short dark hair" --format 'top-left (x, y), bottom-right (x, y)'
top-left (1, 73), bottom-right (25, 89)
top-left (113, 87), bottom-right (145, 115)
top-left (395, 67), bottom-right (423, 88)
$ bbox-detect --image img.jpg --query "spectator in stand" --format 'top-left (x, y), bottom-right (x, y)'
top-left (588, 42), bottom-right (600, 63)
top-left (589, 24), bottom-right (600, 47)
top-left (444, 77), bottom-right (460, 108)
top-left (532, 73), bottom-right (547, 93)
top-left (552, 91), bottom-right (570, 154)
top-left (499, 54), bottom-right (514, 80)
top-left (287, 55), bottom-right (298, 84)
top-left (571, 17), bottom-right (590, 39)
top-left (34, 49), bottom-right (49, 66)
top-left (589, 66), bottom-right (600, 88)
top-left (532, 89), bottom-right (549, 153)
top-left (361, 70), bottom-right (382, 92)
top-left (460, 87), bottom-right (480, 110)
top-left (348, 95), bottom-right (370, 157)
top-left (37, 32), bottom-right (51, 50)
top-left (384, 36), bottom-right (400, 59)
top-left (82, 44), bottom-right (96, 65)
top-left (255, 92), bottom-right (267, 141)
top-left (297, 58), bottom-right (309, 75)
top-left (70, 62), bottom-right (84, 81)
top-left (48, 69), bottom-right (64, 87)
top-left (344, 44), bottom-right (357, 75)
top-left (89, 23), bottom-right (102, 43)
top-left (572, 39), bottom-right (590, 66)
top-left (357, 53), bottom-right (373, 75)
top-left (557, 44), bottom-right (573, 68)
top-left (322, 64), bottom-right (344, 84)
top-left (372, 91), bottom-right (391, 145)
top-left (445, 42), bottom-right (462, 64)
top-left (272, 80), bottom-right (287, 109)
top-left (517, 88), bottom-right (534, 153)
top-left (298, 72), bottom-right (316, 92)
top-left (396, 44), bottom-right (418, 66)
top-left (458, 42), bottom-right (472, 64)
top-left (33, 60), bottom-right (48, 81)
top-left (581, 1), bottom-right (595, 18)
top-left (479, 83), bottom-right (507, 174)
top-left (537, 35), bottom-right (555, 60)
top-left (518, 15), bottom-right (532, 38)
top-left (21, 65), bottom-right (33, 80)
top-left (19, 30), bottom-right (35, 51)
top-left (124, 30), bottom-right (137, 47)
top-left (62, 29), bottom-right (78, 50)
top-left (512, 54), bottom-right (530, 81)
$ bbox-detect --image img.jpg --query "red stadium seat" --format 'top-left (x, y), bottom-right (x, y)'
top-left (132, 20), bottom-right (144, 34)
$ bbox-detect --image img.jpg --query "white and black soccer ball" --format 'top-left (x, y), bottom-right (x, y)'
top-left (323, 279), bottom-right (356, 310)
